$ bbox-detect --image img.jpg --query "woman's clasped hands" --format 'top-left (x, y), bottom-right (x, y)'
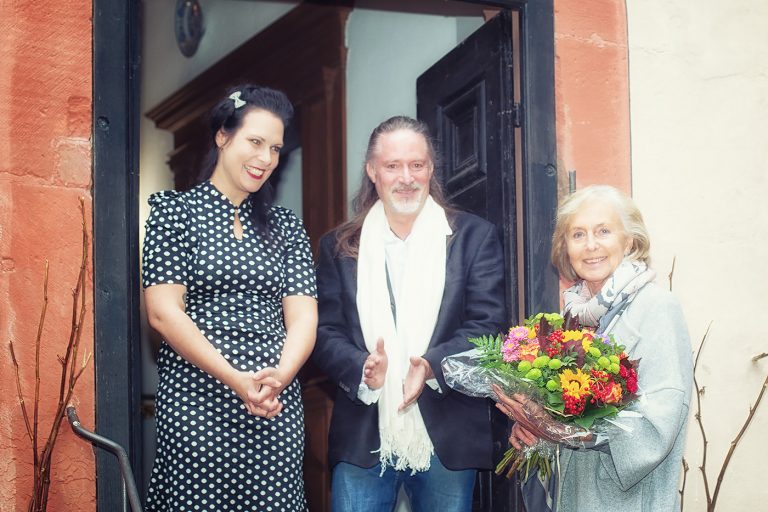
top-left (232, 367), bottom-right (285, 418)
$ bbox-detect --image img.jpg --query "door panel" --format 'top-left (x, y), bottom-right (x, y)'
top-left (440, 83), bottom-right (487, 215)
top-left (417, 11), bottom-right (523, 512)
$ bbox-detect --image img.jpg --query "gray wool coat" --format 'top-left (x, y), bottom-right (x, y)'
top-left (558, 282), bottom-right (693, 512)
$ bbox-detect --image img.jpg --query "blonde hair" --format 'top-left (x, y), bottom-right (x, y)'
top-left (551, 185), bottom-right (651, 281)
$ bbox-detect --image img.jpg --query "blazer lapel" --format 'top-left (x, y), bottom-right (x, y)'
top-left (428, 228), bottom-right (462, 348)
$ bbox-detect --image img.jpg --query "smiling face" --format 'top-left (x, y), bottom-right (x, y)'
top-left (566, 202), bottom-right (633, 295)
top-left (211, 108), bottom-right (284, 204)
top-left (365, 129), bottom-right (433, 218)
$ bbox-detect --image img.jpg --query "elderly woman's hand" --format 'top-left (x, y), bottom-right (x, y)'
top-left (509, 422), bottom-right (538, 450)
top-left (492, 384), bottom-right (590, 446)
top-left (492, 384), bottom-right (559, 443)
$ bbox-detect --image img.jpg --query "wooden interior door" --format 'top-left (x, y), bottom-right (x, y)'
top-left (417, 10), bottom-right (524, 512)
top-left (146, 3), bottom-right (349, 257)
top-left (145, 4), bottom-right (349, 510)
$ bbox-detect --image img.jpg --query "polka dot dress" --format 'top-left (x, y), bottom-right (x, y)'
top-left (142, 181), bottom-right (316, 511)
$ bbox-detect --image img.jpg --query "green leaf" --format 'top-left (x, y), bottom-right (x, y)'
top-left (547, 392), bottom-right (564, 406)
top-left (468, 334), bottom-right (513, 370)
top-left (543, 312), bottom-right (565, 330)
top-left (574, 405), bottom-right (619, 429)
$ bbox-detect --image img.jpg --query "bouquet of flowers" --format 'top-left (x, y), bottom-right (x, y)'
top-left (442, 312), bottom-right (639, 479)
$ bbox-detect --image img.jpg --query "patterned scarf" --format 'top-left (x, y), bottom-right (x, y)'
top-left (563, 258), bottom-right (656, 332)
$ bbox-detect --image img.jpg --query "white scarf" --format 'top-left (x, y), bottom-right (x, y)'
top-left (357, 196), bottom-right (452, 473)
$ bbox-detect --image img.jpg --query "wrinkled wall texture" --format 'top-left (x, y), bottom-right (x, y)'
top-left (0, 1), bottom-right (96, 511)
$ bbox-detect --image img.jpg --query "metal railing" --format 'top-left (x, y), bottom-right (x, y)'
top-left (66, 405), bottom-right (143, 512)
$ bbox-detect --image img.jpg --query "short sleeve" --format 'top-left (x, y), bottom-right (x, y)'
top-left (278, 210), bottom-right (317, 298)
top-left (142, 191), bottom-right (191, 288)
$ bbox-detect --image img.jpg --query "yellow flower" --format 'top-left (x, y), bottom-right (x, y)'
top-left (562, 330), bottom-right (583, 342)
top-left (528, 327), bottom-right (537, 339)
top-left (561, 329), bottom-right (593, 351)
top-left (560, 368), bottom-right (592, 399)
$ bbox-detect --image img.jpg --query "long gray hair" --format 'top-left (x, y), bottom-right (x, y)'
top-left (335, 116), bottom-right (453, 257)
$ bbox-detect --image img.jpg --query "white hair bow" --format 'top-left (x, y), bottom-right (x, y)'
top-left (229, 91), bottom-right (246, 109)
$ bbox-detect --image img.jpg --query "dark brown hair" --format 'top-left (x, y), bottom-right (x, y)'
top-left (197, 84), bottom-right (294, 233)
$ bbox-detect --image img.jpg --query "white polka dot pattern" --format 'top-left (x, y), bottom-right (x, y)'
top-left (142, 181), bottom-right (316, 511)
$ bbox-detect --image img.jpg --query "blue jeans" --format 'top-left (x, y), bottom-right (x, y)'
top-left (331, 455), bottom-right (476, 512)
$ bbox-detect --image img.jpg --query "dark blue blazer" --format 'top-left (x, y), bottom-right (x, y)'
top-left (312, 211), bottom-right (507, 471)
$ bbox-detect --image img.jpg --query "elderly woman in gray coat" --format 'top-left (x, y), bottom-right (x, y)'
top-left (495, 185), bottom-right (693, 512)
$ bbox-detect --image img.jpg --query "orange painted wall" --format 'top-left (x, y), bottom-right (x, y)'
top-left (0, 1), bottom-right (96, 511)
top-left (554, 0), bottom-right (631, 194)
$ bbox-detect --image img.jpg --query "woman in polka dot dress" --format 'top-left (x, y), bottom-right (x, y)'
top-left (142, 85), bottom-right (317, 511)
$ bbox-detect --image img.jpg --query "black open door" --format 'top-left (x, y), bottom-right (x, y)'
top-left (417, 10), bottom-right (523, 512)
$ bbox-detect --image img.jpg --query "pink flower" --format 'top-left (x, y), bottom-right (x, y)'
top-left (502, 338), bottom-right (521, 362)
top-left (507, 326), bottom-right (530, 342)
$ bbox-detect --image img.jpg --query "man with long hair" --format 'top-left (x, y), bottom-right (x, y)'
top-left (312, 116), bottom-right (506, 511)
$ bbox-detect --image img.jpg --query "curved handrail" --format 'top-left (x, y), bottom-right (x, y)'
top-left (66, 405), bottom-right (143, 512)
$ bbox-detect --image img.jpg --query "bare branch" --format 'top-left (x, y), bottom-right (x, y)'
top-left (668, 255), bottom-right (676, 291)
top-left (32, 260), bottom-right (49, 498)
top-left (9, 340), bottom-right (33, 443)
top-left (57, 201), bottom-right (88, 407)
top-left (709, 373), bottom-right (768, 510)
top-left (39, 199), bottom-right (90, 511)
top-left (74, 352), bottom-right (93, 382)
top-left (695, 370), bottom-right (711, 505)
top-left (694, 321), bottom-right (713, 372)
top-left (691, 324), bottom-right (713, 505)
top-left (17, 198), bottom-right (92, 511)
top-left (679, 458), bottom-right (689, 511)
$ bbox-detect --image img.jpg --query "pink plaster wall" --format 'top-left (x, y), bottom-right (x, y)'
top-left (0, 1), bottom-right (96, 510)
top-left (554, 0), bottom-right (631, 194)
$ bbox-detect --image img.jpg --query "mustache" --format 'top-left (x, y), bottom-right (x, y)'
top-left (392, 184), bottom-right (423, 193)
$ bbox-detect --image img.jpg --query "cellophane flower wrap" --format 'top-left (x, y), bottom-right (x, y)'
top-left (441, 312), bottom-right (639, 479)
